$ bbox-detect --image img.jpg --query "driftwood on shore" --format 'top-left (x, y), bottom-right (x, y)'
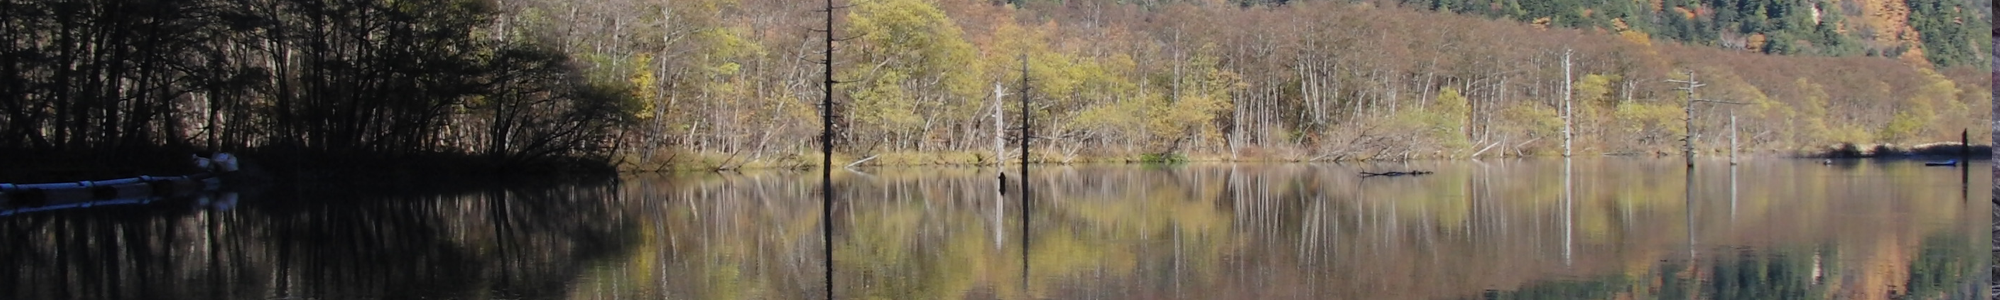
top-left (1360, 171), bottom-right (1432, 177)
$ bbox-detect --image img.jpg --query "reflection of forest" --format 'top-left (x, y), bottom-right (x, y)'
top-left (1025, 161), bottom-right (1986, 299)
top-left (634, 160), bottom-right (1988, 299)
top-left (0, 182), bottom-right (642, 300)
top-left (4, 160), bottom-right (1980, 299)
top-left (1489, 232), bottom-right (1984, 300)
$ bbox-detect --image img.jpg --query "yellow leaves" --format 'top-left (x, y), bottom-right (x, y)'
top-left (1074, 93), bottom-right (1147, 137)
top-left (1145, 92), bottom-right (1224, 144)
top-left (698, 26), bottom-right (759, 73)
top-left (1575, 74), bottom-right (1619, 106)
top-left (1906, 68), bottom-right (1956, 111)
top-left (849, 0), bottom-right (979, 71)
top-left (694, 26), bottom-right (761, 105)
top-left (848, 0), bottom-right (982, 103)
top-left (1143, 58), bottom-right (1239, 149)
top-left (628, 54), bottom-right (658, 120)
top-left (1864, 68), bottom-right (1956, 143)
top-left (1613, 101), bottom-right (1683, 135)
top-left (1824, 123), bottom-right (1875, 144)
top-left (1793, 78), bottom-right (1830, 117)
top-left (851, 71), bottom-right (923, 135)
top-left (1382, 87), bottom-right (1470, 151)
top-left (1432, 86), bottom-right (1469, 117)
top-left (1875, 110), bottom-right (1933, 143)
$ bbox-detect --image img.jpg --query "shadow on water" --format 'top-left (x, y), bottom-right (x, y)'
top-left (0, 177), bottom-right (642, 300)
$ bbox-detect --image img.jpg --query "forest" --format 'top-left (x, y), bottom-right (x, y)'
top-left (0, 0), bottom-right (643, 178)
top-left (575, 0), bottom-right (1991, 168)
top-left (0, 0), bottom-right (1990, 175)
top-left (1387, 0), bottom-right (1991, 68)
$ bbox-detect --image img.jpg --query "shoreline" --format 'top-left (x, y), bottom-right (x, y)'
top-left (4, 141), bottom-right (1987, 182)
top-left (612, 142), bottom-right (1994, 174)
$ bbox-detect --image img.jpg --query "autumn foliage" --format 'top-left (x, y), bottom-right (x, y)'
top-left (547, 0), bottom-right (1987, 166)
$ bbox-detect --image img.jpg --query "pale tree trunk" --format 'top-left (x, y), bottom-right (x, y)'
top-left (994, 83), bottom-right (1007, 168)
top-left (1562, 48), bottom-right (1573, 158)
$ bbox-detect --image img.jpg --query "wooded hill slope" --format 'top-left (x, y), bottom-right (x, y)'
top-left (1366, 0), bottom-right (1992, 68)
top-left (521, 0), bottom-right (1988, 165)
top-left (1, 0), bottom-right (1985, 175)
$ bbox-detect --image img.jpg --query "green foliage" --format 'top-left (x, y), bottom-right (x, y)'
top-left (848, 0), bottom-right (982, 99)
top-left (1144, 45), bottom-right (1239, 152)
top-left (1875, 110), bottom-right (1931, 144)
top-left (1574, 74), bottom-right (1619, 107)
top-left (1905, 0), bottom-right (1991, 67)
top-left (843, 0), bottom-right (983, 148)
top-left (1903, 233), bottom-right (1980, 299)
top-left (499, 0), bottom-right (1991, 166)
top-left (1499, 105), bottom-right (1564, 137)
top-left (628, 54), bottom-right (659, 120)
top-left (1612, 101), bottom-right (1684, 149)
top-left (1823, 124), bottom-right (1874, 144)
top-left (1431, 86), bottom-right (1469, 118)
top-left (850, 71), bottom-right (925, 138)
top-left (1373, 0), bottom-right (1988, 66)
top-left (1407, 87), bottom-right (1472, 151)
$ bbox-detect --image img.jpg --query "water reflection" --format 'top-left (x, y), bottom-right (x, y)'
top-left (837, 159), bottom-right (1984, 299)
top-left (1031, 160), bottom-right (1979, 299)
top-left (0, 159), bottom-right (1984, 299)
top-left (0, 180), bottom-right (661, 300)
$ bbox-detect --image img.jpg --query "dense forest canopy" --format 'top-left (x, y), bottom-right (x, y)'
top-left (1, 0), bottom-right (1988, 170)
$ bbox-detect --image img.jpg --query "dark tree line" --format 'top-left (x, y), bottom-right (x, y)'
top-left (0, 0), bottom-right (640, 166)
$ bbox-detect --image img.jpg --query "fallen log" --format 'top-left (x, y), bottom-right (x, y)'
top-left (1360, 171), bottom-right (1433, 177)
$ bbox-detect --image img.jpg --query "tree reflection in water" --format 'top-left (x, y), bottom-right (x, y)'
top-left (0, 159), bottom-right (1985, 299)
top-left (0, 179), bottom-right (643, 300)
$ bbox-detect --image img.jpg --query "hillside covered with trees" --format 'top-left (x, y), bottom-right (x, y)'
top-left (549, 0), bottom-right (1988, 167)
top-left (0, 0), bottom-right (1988, 175)
top-left (1384, 0), bottom-right (1992, 68)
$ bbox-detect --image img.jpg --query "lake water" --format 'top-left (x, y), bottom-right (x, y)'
top-left (1, 159), bottom-right (1988, 299)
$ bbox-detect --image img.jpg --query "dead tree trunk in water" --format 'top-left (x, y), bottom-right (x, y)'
top-left (1561, 49), bottom-right (1572, 158)
top-left (993, 83), bottom-right (1006, 168)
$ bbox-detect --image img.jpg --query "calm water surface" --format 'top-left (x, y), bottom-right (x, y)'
top-left (1, 159), bottom-right (1987, 299)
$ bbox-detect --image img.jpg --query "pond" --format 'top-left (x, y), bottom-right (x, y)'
top-left (1, 158), bottom-right (1988, 299)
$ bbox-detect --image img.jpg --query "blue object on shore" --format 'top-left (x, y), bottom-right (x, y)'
top-left (1923, 159), bottom-right (1957, 166)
